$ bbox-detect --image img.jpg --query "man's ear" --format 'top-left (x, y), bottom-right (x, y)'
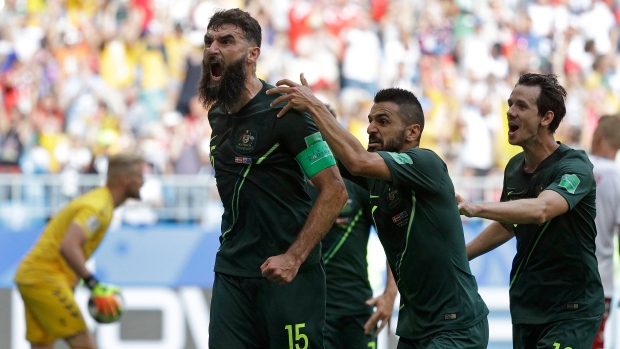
top-left (406, 124), bottom-right (421, 142)
top-left (541, 110), bottom-right (554, 128)
top-left (247, 46), bottom-right (260, 64)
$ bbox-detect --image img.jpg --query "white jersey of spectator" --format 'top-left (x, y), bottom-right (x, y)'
top-left (341, 13), bottom-right (381, 88)
top-left (589, 154), bottom-right (620, 298)
top-left (461, 103), bottom-right (500, 173)
top-left (579, 0), bottom-right (616, 55)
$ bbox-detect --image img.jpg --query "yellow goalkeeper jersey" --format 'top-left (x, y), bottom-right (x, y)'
top-left (14, 187), bottom-right (115, 286)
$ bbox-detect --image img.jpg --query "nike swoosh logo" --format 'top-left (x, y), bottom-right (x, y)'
top-left (507, 188), bottom-right (526, 196)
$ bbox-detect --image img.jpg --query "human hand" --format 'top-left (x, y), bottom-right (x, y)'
top-left (363, 292), bottom-right (396, 336)
top-left (90, 283), bottom-right (123, 319)
top-left (266, 73), bottom-right (324, 117)
top-left (455, 193), bottom-right (475, 217)
top-left (260, 253), bottom-right (301, 285)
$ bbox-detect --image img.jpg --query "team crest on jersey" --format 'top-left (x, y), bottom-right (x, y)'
top-left (235, 130), bottom-right (256, 153)
top-left (558, 174), bottom-right (580, 194)
top-left (387, 187), bottom-right (401, 209)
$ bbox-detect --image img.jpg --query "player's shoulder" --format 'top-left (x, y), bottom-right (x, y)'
top-left (75, 187), bottom-right (113, 212)
top-left (557, 145), bottom-right (593, 170)
top-left (402, 147), bottom-right (445, 166)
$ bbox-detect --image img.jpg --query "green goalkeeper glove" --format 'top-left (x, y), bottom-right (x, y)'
top-left (83, 275), bottom-right (123, 322)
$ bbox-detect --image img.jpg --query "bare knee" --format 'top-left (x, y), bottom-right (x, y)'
top-left (64, 330), bottom-right (96, 349)
top-left (31, 343), bottom-right (55, 349)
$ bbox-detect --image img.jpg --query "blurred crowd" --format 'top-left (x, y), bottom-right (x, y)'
top-left (1, 0), bottom-right (619, 181)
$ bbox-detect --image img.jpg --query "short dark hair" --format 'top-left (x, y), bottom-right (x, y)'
top-left (516, 73), bottom-right (567, 133)
top-left (374, 88), bottom-right (425, 132)
top-left (207, 8), bottom-right (262, 48)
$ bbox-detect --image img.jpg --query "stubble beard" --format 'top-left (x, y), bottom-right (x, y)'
top-left (198, 53), bottom-right (248, 113)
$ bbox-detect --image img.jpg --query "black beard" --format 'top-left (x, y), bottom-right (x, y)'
top-left (368, 129), bottom-right (407, 152)
top-left (198, 54), bottom-right (247, 113)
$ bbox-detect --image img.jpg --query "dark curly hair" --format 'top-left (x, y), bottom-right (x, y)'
top-left (207, 8), bottom-right (262, 48)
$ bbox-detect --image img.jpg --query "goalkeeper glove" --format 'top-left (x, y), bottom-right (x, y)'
top-left (83, 275), bottom-right (122, 318)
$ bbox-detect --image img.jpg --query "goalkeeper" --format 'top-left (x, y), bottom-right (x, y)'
top-left (13, 153), bottom-right (145, 349)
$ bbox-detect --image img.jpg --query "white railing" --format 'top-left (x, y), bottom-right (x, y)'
top-left (0, 173), bottom-right (505, 225)
top-left (0, 174), bottom-right (217, 225)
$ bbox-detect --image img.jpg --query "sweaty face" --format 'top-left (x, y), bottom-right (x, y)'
top-left (198, 52), bottom-right (247, 113)
top-left (506, 84), bottom-right (542, 147)
top-left (367, 101), bottom-right (408, 153)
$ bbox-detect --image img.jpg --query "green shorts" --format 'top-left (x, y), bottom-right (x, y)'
top-left (396, 317), bottom-right (489, 349)
top-left (324, 310), bottom-right (376, 349)
top-left (512, 315), bottom-right (603, 349)
top-left (209, 263), bottom-right (326, 349)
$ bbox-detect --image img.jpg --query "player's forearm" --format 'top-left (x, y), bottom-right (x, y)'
top-left (60, 246), bottom-right (91, 279)
top-left (466, 221), bottom-right (514, 260)
top-left (466, 198), bottom-right (553, 225)
top-left (384, 262), bottom-right (398, 298)
top-left (305, 103), bottom-right (367, 169)
top-left (286, 182), bottom-right (348, 264)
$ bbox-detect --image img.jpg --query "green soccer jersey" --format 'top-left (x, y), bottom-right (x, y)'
top-left (370, 148), bottom-right (488, 339)
top-left (307, 178), bottom-right (373, 316)
top-left (209, 80), bottom-right (334, 277)
top-left (502, 142), bottom-right (604, 324)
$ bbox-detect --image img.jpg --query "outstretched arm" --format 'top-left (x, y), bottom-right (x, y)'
top-left (364, 261), bottom-right (398, 336)
top-left (261, 166), bottom-right (347, 285)
top-left (267, 74), bottom-right (391, 181)
top-left (457, 190), bottom-right (569, 225)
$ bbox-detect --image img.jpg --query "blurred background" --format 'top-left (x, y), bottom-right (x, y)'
top-left (0, 0), bottom-right (619, 348)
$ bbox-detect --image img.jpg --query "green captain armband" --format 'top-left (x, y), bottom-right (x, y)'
top-left (295, 140), bottom-right (336, 179)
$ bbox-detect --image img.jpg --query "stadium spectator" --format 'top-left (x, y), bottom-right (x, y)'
top-left (588, 114), bottom-right (620, 349)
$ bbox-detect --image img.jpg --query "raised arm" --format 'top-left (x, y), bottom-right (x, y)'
top-left (261, 166), bottom-right (348, 285)
top-left (267, 74), bottom-right (391, 181)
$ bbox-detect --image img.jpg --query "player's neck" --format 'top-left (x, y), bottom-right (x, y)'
top-left (522, 138), bottom-right (559, 173)
top-left (226, 76), bottom-right (263, 114)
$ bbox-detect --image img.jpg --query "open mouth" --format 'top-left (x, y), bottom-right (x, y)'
top-left (210, 62), bottom-right (223, 79)
top-left (367, 137), bottom-right (382, 150)
top-left (508, 123), bottom-right (519, 136)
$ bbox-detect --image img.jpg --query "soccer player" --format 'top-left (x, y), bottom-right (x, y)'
top-left (307, 178), bottom-right (397, 349)
top-left (13, 153), bottom-right (145, 349)
top-left (307, 106), bottom-right (397, 348)
top-left (588, 114), bottom-right (620, 349)
top-left (268, 76), bottom-right (489, 348)
top-left (199, 9), bottom-right (347, 349)
top-left (456, 73), bottom-right (605, 348)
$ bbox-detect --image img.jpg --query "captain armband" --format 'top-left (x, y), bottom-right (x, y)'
top-left (295, 140), bottom-right (336, 179)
